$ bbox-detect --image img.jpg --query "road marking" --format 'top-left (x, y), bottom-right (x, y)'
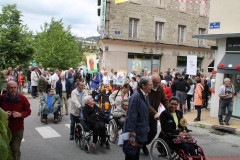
top-left (65, 124), bottom-right (70, 128)
top-left (35, 126), bottom-right (61, 139)
top-left (22, 138), bottom-right (25, 142)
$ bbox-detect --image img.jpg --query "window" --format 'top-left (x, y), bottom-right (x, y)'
top-left (129, 18), bottom-right (139, 38)
top-left (155, 22), bottom-right (163, 41)
top-left (198, 28), bottom-right (205, 45)
top-left (156, 0), bottom-right (164, 7)
top-left (178, 25), bottom-right (185, 43)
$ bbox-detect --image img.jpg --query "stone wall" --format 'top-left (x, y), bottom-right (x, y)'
top-left (104, 0), bottom-right (215, 48)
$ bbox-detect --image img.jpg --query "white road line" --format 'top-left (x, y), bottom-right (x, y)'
top-left (35, 126), bottom-right (61, 139)
top-left (65, 124), bottom-right (70, 128)
top-left (22, 138), bottom-right (25, 142)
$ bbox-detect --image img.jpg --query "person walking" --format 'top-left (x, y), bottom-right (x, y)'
top-left (141, 74), bottom-right (169, 155)
top-left (1, 81), bottom-right (31, 160)
top-left (69, 81), bottom-right (88, 140)
top-left (26, 66), bottom-right (32, 93)
top-left (218, 78), bottom-right (235, 125)
top-left (31, 67), bottom-right (39, 98)
top-left (186, 78), bottom-right (195, 112)
top-left (194, 78), bottom-right (204, 122)
top-left (56, 73), bottom-right (71, 115)
top-left (202, 79), bottom-right (210, 110)
top-left (123, 77), bottom-right (153, 160)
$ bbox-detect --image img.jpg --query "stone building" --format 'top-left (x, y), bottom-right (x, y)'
top-left (97, 0), bottom-right (215, 76)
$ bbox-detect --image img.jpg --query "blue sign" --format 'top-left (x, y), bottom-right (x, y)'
top-left (115, 30), bottom-right (120, 34)
top-left (209, 22), bottom-right (220, 29)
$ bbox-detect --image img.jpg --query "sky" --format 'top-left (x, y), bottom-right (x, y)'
top-left (0, 0), bottom-right (100, 38)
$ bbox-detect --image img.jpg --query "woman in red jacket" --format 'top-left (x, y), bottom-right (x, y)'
top-left (161, 80), bottom-right (172, 99)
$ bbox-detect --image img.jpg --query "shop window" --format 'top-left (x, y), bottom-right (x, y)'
top-left (128, 54), bottom-right (135, 59)
top-left (153, 55), bottom-right (160, 60)
top-left (198, 28), bottom-right (205, 45)
top-left (145, 55), bottom-right (151, 59)
top-left (136, 55), bottom-right (143, 59)
top-left (129, 18), bottom-right (139, 38)
top-left (178, 25), bottom-right (185, 43)
top-left (155, 22), bottom-right (164, 40)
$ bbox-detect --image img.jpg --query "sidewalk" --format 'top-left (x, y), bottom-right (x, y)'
top-left (184, 108), bottom-right (240, 135)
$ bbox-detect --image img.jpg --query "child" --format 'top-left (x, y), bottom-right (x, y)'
top-left (17, 71), bottom-right (25, 94)
top-left (99, 84), bottom-right (112, 112)
top-left (113, 100), bottom-right (128, 127)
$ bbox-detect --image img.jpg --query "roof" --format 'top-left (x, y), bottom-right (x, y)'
top-left (192, 33), bottom-right (240, 40)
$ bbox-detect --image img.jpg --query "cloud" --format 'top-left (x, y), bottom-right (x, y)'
top-left (0, 0), bottom-right (100, 38)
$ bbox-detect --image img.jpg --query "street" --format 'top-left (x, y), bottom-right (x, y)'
top-left (21, 98), bottom-right (240, 160)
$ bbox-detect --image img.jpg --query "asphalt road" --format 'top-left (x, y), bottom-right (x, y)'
top-left (20, 98), bottom-right (240, 160)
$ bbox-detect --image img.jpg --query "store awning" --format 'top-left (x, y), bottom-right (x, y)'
top-left (208, 60), bottom-right (214, 72)
top-left (192, 33), bottom-right (240, 40)
top-left (217, 53), bottom-right (240, 74)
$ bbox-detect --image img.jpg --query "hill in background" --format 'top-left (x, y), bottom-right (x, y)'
top-left (86, 36), bottom-right (100, 41)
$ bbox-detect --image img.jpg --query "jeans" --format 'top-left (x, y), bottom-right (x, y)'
top-left (203, 96), bottom-right (209, 109)
top-left (92, 121), bottom-right (106, 144)
top-left (195, 105), bottom-right (202, 120)
top-left (27, 81), bottom-right (31, 93)
top-left (31, 86), bottom-right (37, 97)
top-left (218, 98), bottom-right (233, 123)
top-left (70, 114), bottom-right (79, 135)
top-left (10, 129), bottom-right (24, 160)
top-left (186, 94), bottom-right (193, 110)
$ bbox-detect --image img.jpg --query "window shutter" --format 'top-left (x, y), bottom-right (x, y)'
top-left (159, 23), bottom-right (162, 40)
top-left (133, 19), bottom-right (138, 38)
top-left (155, 23), bottom-right (158, 40)
top-left (129, 19), bottom-right (132, 37)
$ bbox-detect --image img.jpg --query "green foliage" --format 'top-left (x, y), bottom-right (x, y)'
top-left (0, 108), bottom-right (12, 160)
top-left (199, 124), bottom-right (205, 129)
top-left (34, 18), bottom-right (79, 70)
top-left (0, 4), bottom-right (34, 68)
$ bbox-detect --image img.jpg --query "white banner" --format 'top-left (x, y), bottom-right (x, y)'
top-left (186, 55), bottom-right (197, 75)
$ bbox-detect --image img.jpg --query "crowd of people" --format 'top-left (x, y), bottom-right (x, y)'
top-left (1, 64), bottom-right (235, 160)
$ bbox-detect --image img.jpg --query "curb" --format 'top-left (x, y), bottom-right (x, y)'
top-left (188, 122), bottom-right (240, 135)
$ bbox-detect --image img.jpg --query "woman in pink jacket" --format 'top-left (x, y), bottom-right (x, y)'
top-left (194, 78), bottom-right (204, 122)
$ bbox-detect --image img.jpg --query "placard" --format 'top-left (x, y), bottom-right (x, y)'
top-left (186, 55), bottom-right (197, 75)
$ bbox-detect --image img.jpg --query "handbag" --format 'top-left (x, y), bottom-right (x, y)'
top-left (172, 135), bottom-right (197, 144)
top-left (122, 140), bottom-right (140, 156)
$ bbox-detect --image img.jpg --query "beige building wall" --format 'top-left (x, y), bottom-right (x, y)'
top-left (104, 0), bottom-right (215, 48)
top-left (208, 0), bottom-right (240, 34)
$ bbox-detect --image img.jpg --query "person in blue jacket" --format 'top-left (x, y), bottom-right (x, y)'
top-left (123, 76), bottom-right (153, 160)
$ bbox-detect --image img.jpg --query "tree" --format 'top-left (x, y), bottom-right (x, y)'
top-left (0, 4), bottom-right (34, 69)
top-left (34, 18), bottom-right (79, 70)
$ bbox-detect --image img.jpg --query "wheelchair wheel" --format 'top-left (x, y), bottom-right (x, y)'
top-left (150, 138), bottom-right (172, 160)
top-left (57, 109), bottom-right (62, 122)
top-left (196, 145), bottom-right (206, 160)
top-left (107, 119), bottom-right (118, 143)
top-left (177, 149), bottom-right (186, 160)
top-left (75, 123), bottom-right (85, 150)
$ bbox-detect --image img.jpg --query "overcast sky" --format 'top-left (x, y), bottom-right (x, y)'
top-left (0, 0), bottom-right (100, 38)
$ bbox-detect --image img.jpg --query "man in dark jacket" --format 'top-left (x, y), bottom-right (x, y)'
top-left (171, 74), bottom-right (190, 113)
top-left (85, 69), bottom-right (91, 89)
top-left (141, 73), bottom-right (169, 155)
top-left (56, 73), bottom-right (71, 115)
top-left (123, 77), bottom-right (153, 160)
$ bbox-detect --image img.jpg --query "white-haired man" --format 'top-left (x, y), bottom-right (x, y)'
top-left (218, 78), bottom-right (235, 126)
top-left (69, 81), bottom-right (88, 140)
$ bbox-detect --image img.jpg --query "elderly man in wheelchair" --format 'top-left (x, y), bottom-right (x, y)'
top-left (82, 95), bottom-right (110, 149)
top-left (150, 97), bottom-right (205, 160)
top-left (40, 88), bottom-right (62, 123)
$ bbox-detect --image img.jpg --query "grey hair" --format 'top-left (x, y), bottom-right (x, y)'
top-left (121, 99), bottom-right (129, 107)
top-left (84, 95), bottom-right (92, 104)
top-left (139, 76), bottom-right (150, 89)
top-left (224, 78), bottom-right (231, 83)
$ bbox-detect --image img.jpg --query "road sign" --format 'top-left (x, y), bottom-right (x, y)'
top-left (209, 22), bottom-right (220, 29)
top-left (115, 30), bottom-right (120, 34)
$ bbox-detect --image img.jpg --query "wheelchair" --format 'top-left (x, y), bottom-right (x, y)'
top-left (149, 131), bottom-right (206, 160)
top-left (40, 106), bottom-right (62, 124)
top-left (107, 117), bottom-right (124, 143)
top-left (74, 113), bottom-right (111, 153)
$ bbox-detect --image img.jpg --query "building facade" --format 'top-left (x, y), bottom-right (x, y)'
top-left (97, 0), bottom-right (215, 76)
top-left (193, 0), bottom-right (240, 118)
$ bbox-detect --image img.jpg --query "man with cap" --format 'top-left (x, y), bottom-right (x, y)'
top-left (171, 74), bottom-right (190, 113)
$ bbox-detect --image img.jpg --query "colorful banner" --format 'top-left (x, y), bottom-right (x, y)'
top-left (132, 59), bottom-right (142, 72)
top-left (117, 69), bottom-right (127, 85)
top-left (186, 55), bottom-right (197, 75)
top-left (86, 53), bottom-right (98, 74)
top-left (115, 0), bottom-right (129, 4)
